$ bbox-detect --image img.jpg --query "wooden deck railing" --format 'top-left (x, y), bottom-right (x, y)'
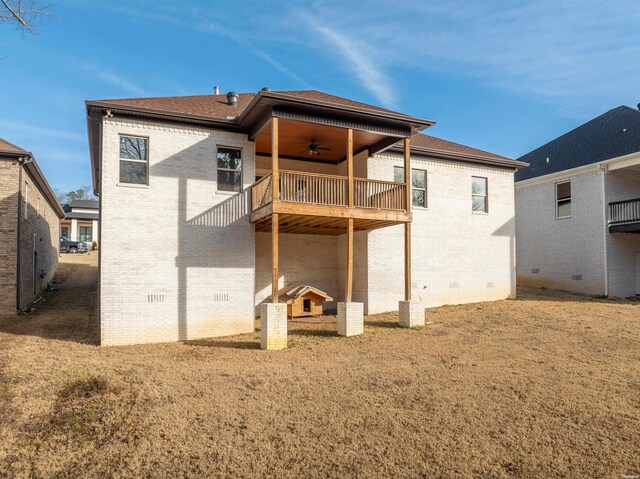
top-left (250, 171), bottom-right (407, 212)
top-left (609, 198), bottom-right (640, 226)
top-left (279, 170), bottom-right (348, 206)
top-left (354, 178), bottom-right (406, 210)
top-left (251, 174), bottom-right (272, 211)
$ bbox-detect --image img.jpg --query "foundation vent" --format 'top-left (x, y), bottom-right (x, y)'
top-left (213, 293), bottom-right (229, 302)
top-left (148, 294), bottom-right (165, 303)
top-left (572, 275), bottom-right (583, 281)
top-left (449, 282), bottom-right (459, 289)
top-left (531, 268), bottom-right (540, 274)
top-left (487, 282), bottom-right (495, 289)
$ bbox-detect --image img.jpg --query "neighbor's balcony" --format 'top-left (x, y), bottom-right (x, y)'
top-left (608, 198), bottom-right (640, 233)
top-left (250, 170), bottom-right (410, 234)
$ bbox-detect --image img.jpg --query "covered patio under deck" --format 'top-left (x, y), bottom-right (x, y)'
top-left (251, 110), bottom-right (431, 349)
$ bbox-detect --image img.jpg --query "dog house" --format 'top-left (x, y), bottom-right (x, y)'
top-left (270, 284), bottom-right (333, 318)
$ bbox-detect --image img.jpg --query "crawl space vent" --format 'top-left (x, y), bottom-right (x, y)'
top-left (147, 294), bottom-right (165, 304)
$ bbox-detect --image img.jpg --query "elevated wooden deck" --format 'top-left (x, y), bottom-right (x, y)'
top-left (250, 170), bottom-right (411, 234)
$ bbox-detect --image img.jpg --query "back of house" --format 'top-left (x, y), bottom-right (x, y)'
top-left (86, 88), bottom-right (525, 346)
top-left (515, 105), bottom-right (640, 297)
top-left (0, 137), bottom-right (65, 315)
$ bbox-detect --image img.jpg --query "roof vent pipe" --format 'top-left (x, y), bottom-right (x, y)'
top-left (261, 87), bottom-right (271, 92)
top-left (227, 91), bottom-right (238, 106)
top-left (214, 85), bottom-right (220, 95)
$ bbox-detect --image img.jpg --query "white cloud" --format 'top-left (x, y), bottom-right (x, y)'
top-left (285, 0), bottom-right (640, 116)
top-left (76, 62), bottom-right (148, 97)
top-left (299, 14), bottom-right (396, 108)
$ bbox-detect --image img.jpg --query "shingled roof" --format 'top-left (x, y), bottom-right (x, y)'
top-left (0, 137), bottom-right (29, 156)
top-left (516, 106), bottom-right (640, 181)
top-left (89, 90), bottom-right (419, 124)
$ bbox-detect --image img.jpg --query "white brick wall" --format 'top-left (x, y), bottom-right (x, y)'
top-left (515, 171), bottom-right (606, 295)
top-left (100, 118), bottom-right (256, 346)
top-left (254, 232), bottom-right (338, 311)
top-left (99, 119), bottom-right (518, 345)
top-left (364, 153), bottom-right (516, 312)
top-left (605, 169), bottom-right (640, 297)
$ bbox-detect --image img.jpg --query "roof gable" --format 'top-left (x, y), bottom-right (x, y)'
top-left (0, 137), bottom-right (29, 156)
top-left (516, 106), bottom-right (640, 181)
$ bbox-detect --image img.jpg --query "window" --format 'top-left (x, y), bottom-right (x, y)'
top-left (556, 181), bottom-right (572, 218)
top-left (119, 136), bottom-right (149, 185)
top-left (217, 147), bottom-right (242, 192)
top-left (79, 226), bottom-right (92, 242)
top-left (61, 226), bottom-right (69, 238)
top-left (472, 177), bottom-right (488, 213)
top-left (394, 167), bottom-right (427, 208)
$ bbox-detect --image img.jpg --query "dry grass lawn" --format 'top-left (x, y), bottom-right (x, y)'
top-left (0, 253), bottom-right (639, 478)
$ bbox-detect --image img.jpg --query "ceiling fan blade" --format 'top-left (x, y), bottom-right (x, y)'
top-left (317, 147), bottom-right (332, 151)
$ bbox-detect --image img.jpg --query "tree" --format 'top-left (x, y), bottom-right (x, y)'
top-left (1, 0), bottom-right (52, 33)
top-left (56, 185), bottom-right (97, 205)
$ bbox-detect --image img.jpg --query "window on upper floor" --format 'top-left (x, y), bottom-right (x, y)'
top-left (556, 181), bottom-right (572, 218)
top-left (393, 167), bottom-right (427, 208)
top-left (472, 176), bottom-right (488, 213)
top-left (119, 136), bottom-right (149, 185)
top-left (217, 147), bottom-right (242, 192)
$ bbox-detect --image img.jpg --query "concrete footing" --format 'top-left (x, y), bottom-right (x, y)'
top-left (260, 303), bottom-right (288, 350)
top-left (399, 301), bottom-right (426, 328)
top-left (337, 302), bottom-right (364, 337)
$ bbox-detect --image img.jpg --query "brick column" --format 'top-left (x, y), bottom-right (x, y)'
top-left (337, 302), bottom-right (363, 337)
top-left (399, 301), bottom-right (426, 328)
top-left (260, 303), bottom-right (287, 350)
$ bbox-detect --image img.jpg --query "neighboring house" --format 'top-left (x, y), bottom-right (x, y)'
top-left (516, 105), bottom-right (640, 298)
top-left (61, 199), bottom-right (99, 245)
top-left (86, 88), bottom-right (526, 347)
top-left (0, 137), bottom-right (65, 315)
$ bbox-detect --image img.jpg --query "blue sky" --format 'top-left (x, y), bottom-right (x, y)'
top-left (2, 0), bottom-right (640, 193)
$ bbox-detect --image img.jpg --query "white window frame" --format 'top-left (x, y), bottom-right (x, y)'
top-left (472, 176), bottom-right (488, 214)
top-left (393, 166), bottom-right (428, 209)
top-left (556, 181), bottom-right (572, 219)
top-left (118, 135), bottom-right (149, 187)
top-left (216, 146), bottom-right (243, 194)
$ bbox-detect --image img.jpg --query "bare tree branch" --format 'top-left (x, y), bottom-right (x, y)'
top-left (0, 0), bottom-right (53, 33)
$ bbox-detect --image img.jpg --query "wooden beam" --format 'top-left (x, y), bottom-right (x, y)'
top-left (272, 213), bottom-right (279, 303)
top-left (404, 136), bottom-right (411, 213)
top-left (273, 202), bottom-right (412, 222)
top-left (404, 136), bottom-right (412, 301)
top-left (347, 128), bottom-right (354, 208)
top-left (346, 218), bottom-right (354, 302)
top-left (272, 117), bottom-right (279, 204)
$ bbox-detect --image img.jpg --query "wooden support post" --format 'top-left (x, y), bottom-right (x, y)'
top-left (272, 213), bottom-right (279, 303)
top-left (272, 116), bottom-right (279, 204)
top-left (347, 128), bottom-right (354, 207)
top-left (272, 116), bottom-right (279, 303)
top-left (404, 137), bottom-right (411, 301)
top-left (346, 128), bottom-right (354, 303)
top-left (346, 218), bottom-right (354, 302)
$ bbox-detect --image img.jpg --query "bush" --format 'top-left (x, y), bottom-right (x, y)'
top-left (92, 241), bottom-right (98, 251)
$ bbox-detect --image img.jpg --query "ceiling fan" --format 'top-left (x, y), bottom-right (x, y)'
top-left (301, 139), bottom-right (332, 156)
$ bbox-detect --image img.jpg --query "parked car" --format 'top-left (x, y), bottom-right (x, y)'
top-left (60, 236), bottom-right (88, 254)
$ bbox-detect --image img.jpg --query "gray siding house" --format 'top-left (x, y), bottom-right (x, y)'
top-left (516, 106), bottom-right (640, 298)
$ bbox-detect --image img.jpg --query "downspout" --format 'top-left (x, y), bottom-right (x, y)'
top-left (600, 165), bottom-right (609, 297)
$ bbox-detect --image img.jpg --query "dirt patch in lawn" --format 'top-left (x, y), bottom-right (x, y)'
top-left (0, 254), bottom-right (638, 478)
